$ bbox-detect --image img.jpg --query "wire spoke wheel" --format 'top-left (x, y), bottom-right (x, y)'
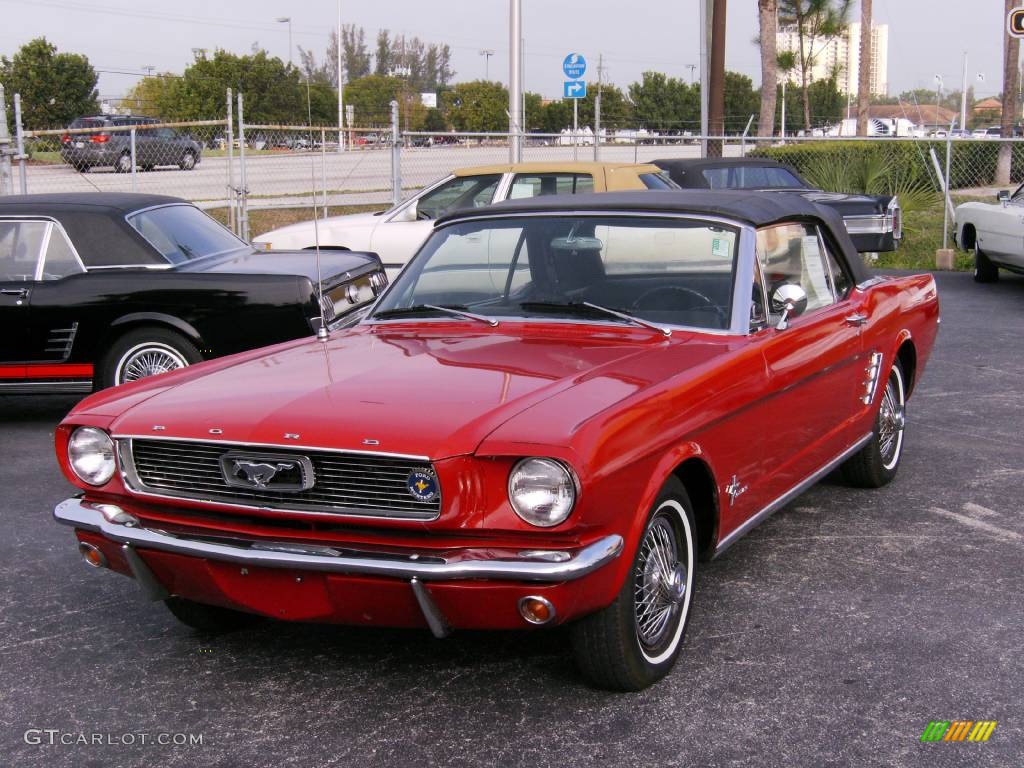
top-left (634, 514), bottom-right (688, 653)
top-left (116, 343), bottom-right (189, 384)
top-left (877, 367), bottom-right (905, 470)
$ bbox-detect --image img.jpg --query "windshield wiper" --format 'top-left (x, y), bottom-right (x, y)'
top-left (373, 304), bottom-right (498, 327)
top-left (520, 301), bottom-right (671, 337)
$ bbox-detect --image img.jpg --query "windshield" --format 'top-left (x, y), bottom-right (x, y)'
top-left (702, 166), bottom-right (805, 189)
top-left (127, 205), bottom-right (247, 264)
top-left (372, 215), bottom-right (739, 331)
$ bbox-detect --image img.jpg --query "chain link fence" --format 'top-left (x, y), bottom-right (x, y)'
top-left (4, 86), bottom-right (1024, 250)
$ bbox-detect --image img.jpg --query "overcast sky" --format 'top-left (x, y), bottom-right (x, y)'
top-left (0, 0), bottom-right (1012, 106)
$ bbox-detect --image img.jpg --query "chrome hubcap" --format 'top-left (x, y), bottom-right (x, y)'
top-left (634, 516), bottom-right (686, 648)
top-left (118, 345), bottom-right (188, 384)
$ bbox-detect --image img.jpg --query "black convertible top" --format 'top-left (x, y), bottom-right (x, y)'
top-left (0, 192), bottom-right (184, 214)
top-left (654, 157), bottom-right (795, 173)
top-left (436, 189), bottom-right (872, 283)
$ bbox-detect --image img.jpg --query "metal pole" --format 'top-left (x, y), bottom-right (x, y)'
top-left (337, 0), bottom-right (345, 152)
top-left (0, 85), bottom-right (14, 195)
top-left (780, 79), bottom-right (786, 140)
top-left (960, 51), bottom-right (968, 133)
top-left (943, 121), bottom-right (954, 250)
top-left (573, 98), bottom-right (578, 162)
top-left (130, 127), bottom-right (137, 191)
top-left (390, 100), bottom-right (401, 206)
top-left (508, 0), bottom-right (523, 163)
top-left (594, 54), bottom-right (602, 161)
top-left (700, 0), bottom-right (711, 157)
top-left (740, 114), bottom-right (755, 156)
top-left (13, 93), bottom-right (27, 194)
top-left (321, 127), bottom-right (328, 218)
top-left (237, 92), bottom-right (250, 243)
top-left (226, 88), bottom-right (236, 236)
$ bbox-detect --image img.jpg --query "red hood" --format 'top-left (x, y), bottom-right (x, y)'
top-left (103, 322), bottom-right (691, 460)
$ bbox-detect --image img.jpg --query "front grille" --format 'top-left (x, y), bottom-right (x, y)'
top-left (120, 439), bottom-right (441, 521)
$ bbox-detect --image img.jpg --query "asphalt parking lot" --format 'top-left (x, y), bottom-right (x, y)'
top-left (1, 270), bottom-right (1021, 768)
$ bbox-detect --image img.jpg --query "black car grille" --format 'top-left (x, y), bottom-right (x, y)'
top-left (121, 439), bottom-right (441, 521)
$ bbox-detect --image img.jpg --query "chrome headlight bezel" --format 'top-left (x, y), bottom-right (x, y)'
top-left (67, 427), bottom-right (116, 486)
top-left (508, 457), bottom-right (579, 528)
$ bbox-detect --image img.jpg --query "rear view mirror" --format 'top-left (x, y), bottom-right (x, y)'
top-left (393, 201), bottom-right (418, 222)
top-left (997, 190), bottom-right (1010, 204)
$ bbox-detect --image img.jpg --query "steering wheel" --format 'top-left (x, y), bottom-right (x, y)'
top-left (630, 285), bottom-right (727, 326)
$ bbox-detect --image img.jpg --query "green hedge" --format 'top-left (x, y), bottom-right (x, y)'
top-left (748, 140), bottom-right (1024, 191)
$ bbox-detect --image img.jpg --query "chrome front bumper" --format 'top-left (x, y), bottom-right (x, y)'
top-left (54, 498), bottom-right (624, 584)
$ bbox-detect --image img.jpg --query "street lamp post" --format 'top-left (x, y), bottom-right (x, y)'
top-left (934, 74), bottom-right (942, 132)
top-left (277, 17), bottom-right (292, 67)
top-left (479, 49), bottom-right (495, 81)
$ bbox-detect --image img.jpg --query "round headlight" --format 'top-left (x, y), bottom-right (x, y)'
top-left (68, 427), bottom-right (116, 486)
top-left (508, 458), bottom-right (578, 527)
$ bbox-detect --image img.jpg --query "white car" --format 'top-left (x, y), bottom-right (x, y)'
top-left (954, 186), bottom-right (1024, 282)
top-left (253, 162), bottom-right (675, 276)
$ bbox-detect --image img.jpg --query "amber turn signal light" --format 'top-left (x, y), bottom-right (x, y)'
top-left (518, 595), bottom-right (556, 625)
top-left (78, 541), bottom-right (108, 569)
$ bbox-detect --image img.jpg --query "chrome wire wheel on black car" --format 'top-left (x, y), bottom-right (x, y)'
top-left (842, 360), bottom-right (906, 488)
top-left (571, 479), bottom-right (696, 691)
top-left (99, 327), bottom-right (202, 390)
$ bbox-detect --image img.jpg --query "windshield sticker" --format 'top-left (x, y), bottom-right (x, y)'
top-left (711, 238), bottom-right (730, 258)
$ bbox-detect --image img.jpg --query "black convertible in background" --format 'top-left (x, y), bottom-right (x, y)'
top-left (654, 157), bottom-right (902, 254)
top-left (0, 193), bottom-right (386, 394)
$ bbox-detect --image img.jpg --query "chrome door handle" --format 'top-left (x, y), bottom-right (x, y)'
top-left (845, 313), bottom-right (868, 327)
top-left (1, 288), bottom-right (29, 298)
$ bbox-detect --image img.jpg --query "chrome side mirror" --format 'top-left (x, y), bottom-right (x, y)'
top-left (997, 190), bottom-right (1010, 205)
top-left (393, 201), bottom-right (418, 222)
top-left (772, 284), bottom-right (808, 331)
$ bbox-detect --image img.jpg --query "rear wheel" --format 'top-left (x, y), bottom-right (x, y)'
top-left (974, 243), bottom-right (999, 283)
top-left (179, 151), bottom-right (196, 170)
top-left (571, 479), bottom-right (696, 691)
top-left (99, 327), bottom-right (201, 389)
top-left (842, 360), bottom-right (906, 488)
top-left (165, 597), bottom-right (261, 633)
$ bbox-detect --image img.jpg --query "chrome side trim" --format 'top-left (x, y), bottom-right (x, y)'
top-left (54, 498), bottom-right (625, 583)
top-left (856, 276), bottom-right (885, 291)
top-left (111, 433), bottom-right (430, 461)
top-left (712, 432), bottom-right (873, 558)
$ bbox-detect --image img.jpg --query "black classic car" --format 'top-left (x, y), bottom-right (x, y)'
top-left (653, 158), bottom-right (901, 253)
top-left (0, 193), bottom-right (386, 394)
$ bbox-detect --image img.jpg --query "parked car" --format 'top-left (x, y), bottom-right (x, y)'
top-left (953, 185), bottom-right (1024, 282)
top-left (653, 157), bottom-right (902, 254)
top-left (61, 116), bottom-right (203, 172)
top-left (254, 162), bottom-right (678, 274)
top-left (0, 193), bottom-right (387, 394)
top-left (52, 190), bottom-right (938, 691)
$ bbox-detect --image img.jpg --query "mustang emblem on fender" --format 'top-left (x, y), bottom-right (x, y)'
top-left (232, 460), bottom-right (296, 488)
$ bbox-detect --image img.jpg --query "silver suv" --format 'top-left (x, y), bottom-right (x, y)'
top-left (60, 116), bottom-right (203, 173)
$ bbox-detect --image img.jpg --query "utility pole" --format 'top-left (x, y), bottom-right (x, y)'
top-left (707, 0), bottom-right (726, 157)
top-left (594, 54), bottom-right (604, 161)
top-left (508, 0), bottom-right (523, 162)
top-left (480, 49), bottom-right (495, 80)
top-left (686, 64), bottom-right (697, 84)
top-left (337, 0), bottom-right (345, 152)
top-left (960, 51), bottom-right (968, 131)
top-left (699, 0), bottom-right (711, 156)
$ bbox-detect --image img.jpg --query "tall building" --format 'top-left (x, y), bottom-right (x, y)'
top-left (777, 22), bottom-right (888, 97)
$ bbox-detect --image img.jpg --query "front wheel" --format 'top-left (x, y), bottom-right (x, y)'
top-left (179, 151), bottom-right (196, 170)
top-left (571, 479), bottom-right (696, 691)
top-left (99, 327), bottom-right (202, 389)
top-left (842, 360), bottom-right (906, 488)
top-left (974, 243), bottom-right (999, 283)
top-left (114, 153), bottom-right (133, 173)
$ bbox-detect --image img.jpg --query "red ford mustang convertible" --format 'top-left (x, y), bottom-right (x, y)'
top-left (53, 191), bottom-right (939, 690)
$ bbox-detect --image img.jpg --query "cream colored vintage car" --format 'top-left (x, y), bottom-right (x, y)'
top-left (954, 185), bottom-right (1024, 282)
top-left (254, 162), bottom-right (677, 275)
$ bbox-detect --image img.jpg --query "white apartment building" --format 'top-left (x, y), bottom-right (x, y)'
top-left (777, 22), bottom-right (888, 97)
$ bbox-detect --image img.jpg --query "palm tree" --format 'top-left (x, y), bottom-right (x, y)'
top-left (856, 0), bottom-right (871, 136)
top-left (778, 0), bottom-right (853, 131)
top-left (758, 0), bottom-right (779, 139)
